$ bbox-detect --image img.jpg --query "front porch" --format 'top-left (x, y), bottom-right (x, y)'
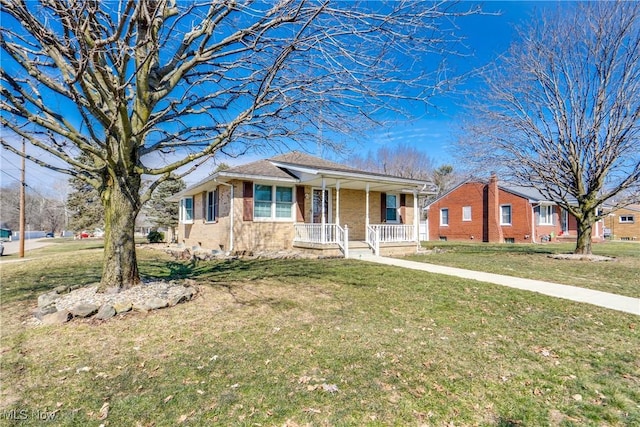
top-left (293, 223), bottom-right (419, 258)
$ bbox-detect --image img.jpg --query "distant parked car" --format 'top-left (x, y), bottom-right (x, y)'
top-left (45, 232), bottom-right (54, 238)
top-left (0, 241), bottom-right (4, 256)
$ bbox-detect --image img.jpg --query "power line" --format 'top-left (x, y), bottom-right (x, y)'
top-left (0, 169), bottom-right (22, 184)
top-left (0, 169), bottom-right (56, 202)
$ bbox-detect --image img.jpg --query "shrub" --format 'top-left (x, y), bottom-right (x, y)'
top-left (147, 231), bottom-right (164, 243)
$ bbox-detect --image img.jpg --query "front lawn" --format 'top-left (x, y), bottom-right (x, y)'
top-left (410, 241), bottom-right (640, 298)
top-left (0, 243), bottom-right (638, 426)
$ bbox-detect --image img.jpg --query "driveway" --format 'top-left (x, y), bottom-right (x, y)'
top-left (1, 238), bottom-right (55, 256)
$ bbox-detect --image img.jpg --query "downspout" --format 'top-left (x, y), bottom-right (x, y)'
top-left (216, 180), bottom-right (234, 254)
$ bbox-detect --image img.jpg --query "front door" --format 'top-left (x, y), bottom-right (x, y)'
top-left (561, 208), bottom-right (569, 234)
top-left (312, 189), bottom-right (330, 223)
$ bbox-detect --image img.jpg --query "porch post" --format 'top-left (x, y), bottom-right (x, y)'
top-left (413, 191), bottom-right (419, 246)
top-left (321, 177), bottom-right (326, 244)
top-left (335, 180), bottom-right (340, 227)
top-left (365, 183), bottom-right (370, 231)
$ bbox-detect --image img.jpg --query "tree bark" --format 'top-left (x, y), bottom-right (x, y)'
top-left (98, 176), bottom-right (141, 292)
top-left (574, 218), bottom-right (593, 255)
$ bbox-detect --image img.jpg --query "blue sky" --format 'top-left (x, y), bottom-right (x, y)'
top-left (363, 1), bottom-right (547, 166)
top-left (0, 1), bottom-right (548, 189)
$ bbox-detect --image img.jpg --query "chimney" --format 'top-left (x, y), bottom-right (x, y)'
top-left (487, 173), bottom-right (503, 243)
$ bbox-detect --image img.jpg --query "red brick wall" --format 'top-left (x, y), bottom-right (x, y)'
top-left (428, 181), bottom-right (535, 243)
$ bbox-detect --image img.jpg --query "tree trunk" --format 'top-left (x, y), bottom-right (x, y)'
top-left (98, 177), bottom-right (141, 292)
top-left (574, 219), bottom-right (593, 255)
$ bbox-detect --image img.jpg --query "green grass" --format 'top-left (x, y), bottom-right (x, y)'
top-left (409, 241), bottom-right (640, 298)
top-left (0, 242), bottom-right (638, 426)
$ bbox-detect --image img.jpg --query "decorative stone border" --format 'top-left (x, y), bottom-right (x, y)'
top-left (33, 280), bottom-right (198, 325)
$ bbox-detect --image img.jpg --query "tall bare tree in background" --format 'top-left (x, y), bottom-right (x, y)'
top-left (348, 143), bottom-right (435, 180)
top-left (457, 2), bottom-right (640, 254)
top-left (348, 144), bottom-right (459, 198)
top-left (1, 0), bottom-right (479, 290)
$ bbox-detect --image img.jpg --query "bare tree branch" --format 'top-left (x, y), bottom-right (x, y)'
top-left (456, 2), bottom-right (640, 254)
top-left (1, 0), bottom-right (480, 289)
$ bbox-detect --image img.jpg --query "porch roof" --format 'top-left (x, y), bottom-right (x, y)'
top-left (169, 151), bottom-right (435, 200)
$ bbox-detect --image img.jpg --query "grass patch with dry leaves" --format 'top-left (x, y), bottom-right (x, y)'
top-left (411, 241), bottom-right (640, 298)
top-left (0, 242), bottom-right (638, 426)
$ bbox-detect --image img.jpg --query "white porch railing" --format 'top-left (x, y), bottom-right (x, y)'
top-left (295, 223), bottom-right (414, 258)
top-left (366, 225), bottom-right (380, 256)
top-left (294, 223), bottom-right (349, 258)
top-left (376, 224), bottom-right (415, 242)
top-left (366, 224), bottom-right (416, 256)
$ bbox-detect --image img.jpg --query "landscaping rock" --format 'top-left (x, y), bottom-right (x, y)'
top-left (33, 305), bottom-right (57, 320)
top-left (95, 305), bottom-right (116, 320)
top-left (168, 287), bottom-right (196, 306)
top-left (38, 292), bottom-right (60, 309)
top-left (70, 303), bottom-right (99, 318)
top-left (113, 301), bottom-right (132, 314)
top-left (133, 302), bottom-right (151, 312)
top-left (146, 297), bottom-right (168, 310)
top-left (32, 280), bottom-right (200, 324)
top-left (54, 285), bottom-right (70, 294)
top-left (42, 310), bottom-right (71, 325)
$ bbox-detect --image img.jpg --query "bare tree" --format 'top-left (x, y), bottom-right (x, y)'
top-left (348, 143), bottom-right (435, 180)
top-left (457, 2), bottom-right (640, 254)
top-left (348, 144), bottom-right (460, 198)
top-left (1, 0), bottom-right (479, 290)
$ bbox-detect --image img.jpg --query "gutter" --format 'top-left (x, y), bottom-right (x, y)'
top-left (215, 180), bottom-right (234, 255)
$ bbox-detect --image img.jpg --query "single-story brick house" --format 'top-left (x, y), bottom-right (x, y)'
top-left (603, 204), bottom-right (639, 241)
top-left (168, 152), bottom-right (434, 257)
top-left (425, 175), bottom-right (604, 243)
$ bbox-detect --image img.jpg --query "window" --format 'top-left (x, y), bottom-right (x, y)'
top-left (254, 185), bottom-right (273, 218)
top-left (500, 205), bottom-right (512, 225)
top-left (180, 197), bottom-right (193, 223)
top-left (620, 215), bottom-right (635, 223)
top-left (440, 208), bottom-right (449, 226)
top-left (254, 184), bottom-right (293, 220)
top-left (538, 205), bottom-right (554, 225)
top-left (275, 186), bottom-right (293, 218)
top-left (462, 206), bottom-right (472, 222)
top-left (386, 194), bottom-right (398, 222)
top-left (206, 189), bottom-right (218, 222)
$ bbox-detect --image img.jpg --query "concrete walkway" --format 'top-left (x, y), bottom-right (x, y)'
top-left (358, 255), bottom-right (640, 316)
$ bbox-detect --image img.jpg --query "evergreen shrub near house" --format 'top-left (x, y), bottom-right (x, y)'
top-left (147, 231), bottom-right (164, 243)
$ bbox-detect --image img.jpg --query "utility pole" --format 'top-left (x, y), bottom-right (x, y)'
top-left (19, 138), bottom-right (25, 258)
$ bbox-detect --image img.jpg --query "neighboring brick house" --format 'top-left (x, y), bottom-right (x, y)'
top-left (603, 204), bottom-right (640, 241)
top-left (168, 152), bottom-right (433, 257)
top-left (425, 175), bottom-right (603, 243)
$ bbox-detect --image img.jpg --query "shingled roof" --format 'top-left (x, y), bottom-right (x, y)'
top-left (223, 159), bottom-right (297, 180)
top-left (170, 150), bottom-right (433, 200)
top-left (268, 151), bottom-right (361, 173)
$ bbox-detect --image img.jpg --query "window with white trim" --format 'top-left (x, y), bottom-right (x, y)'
top-left (254, 184), bottom-right (293, 220)
top-left (620, 215), bottom-right (635, 223)
top-left (440, 208), bottom-right (449, 226)
top-left (462, 206), bottom-right (472, 222)
top-left (500, 205), bottom-right (512, 225)
top-left (180, 197), bottom-right (194, 223)
top-left (206, 189), bottom-right (218, 222)
top-left (386, 194), bottom-right (398, 222)
top-left (538, 205), bottom-right (554, 225)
